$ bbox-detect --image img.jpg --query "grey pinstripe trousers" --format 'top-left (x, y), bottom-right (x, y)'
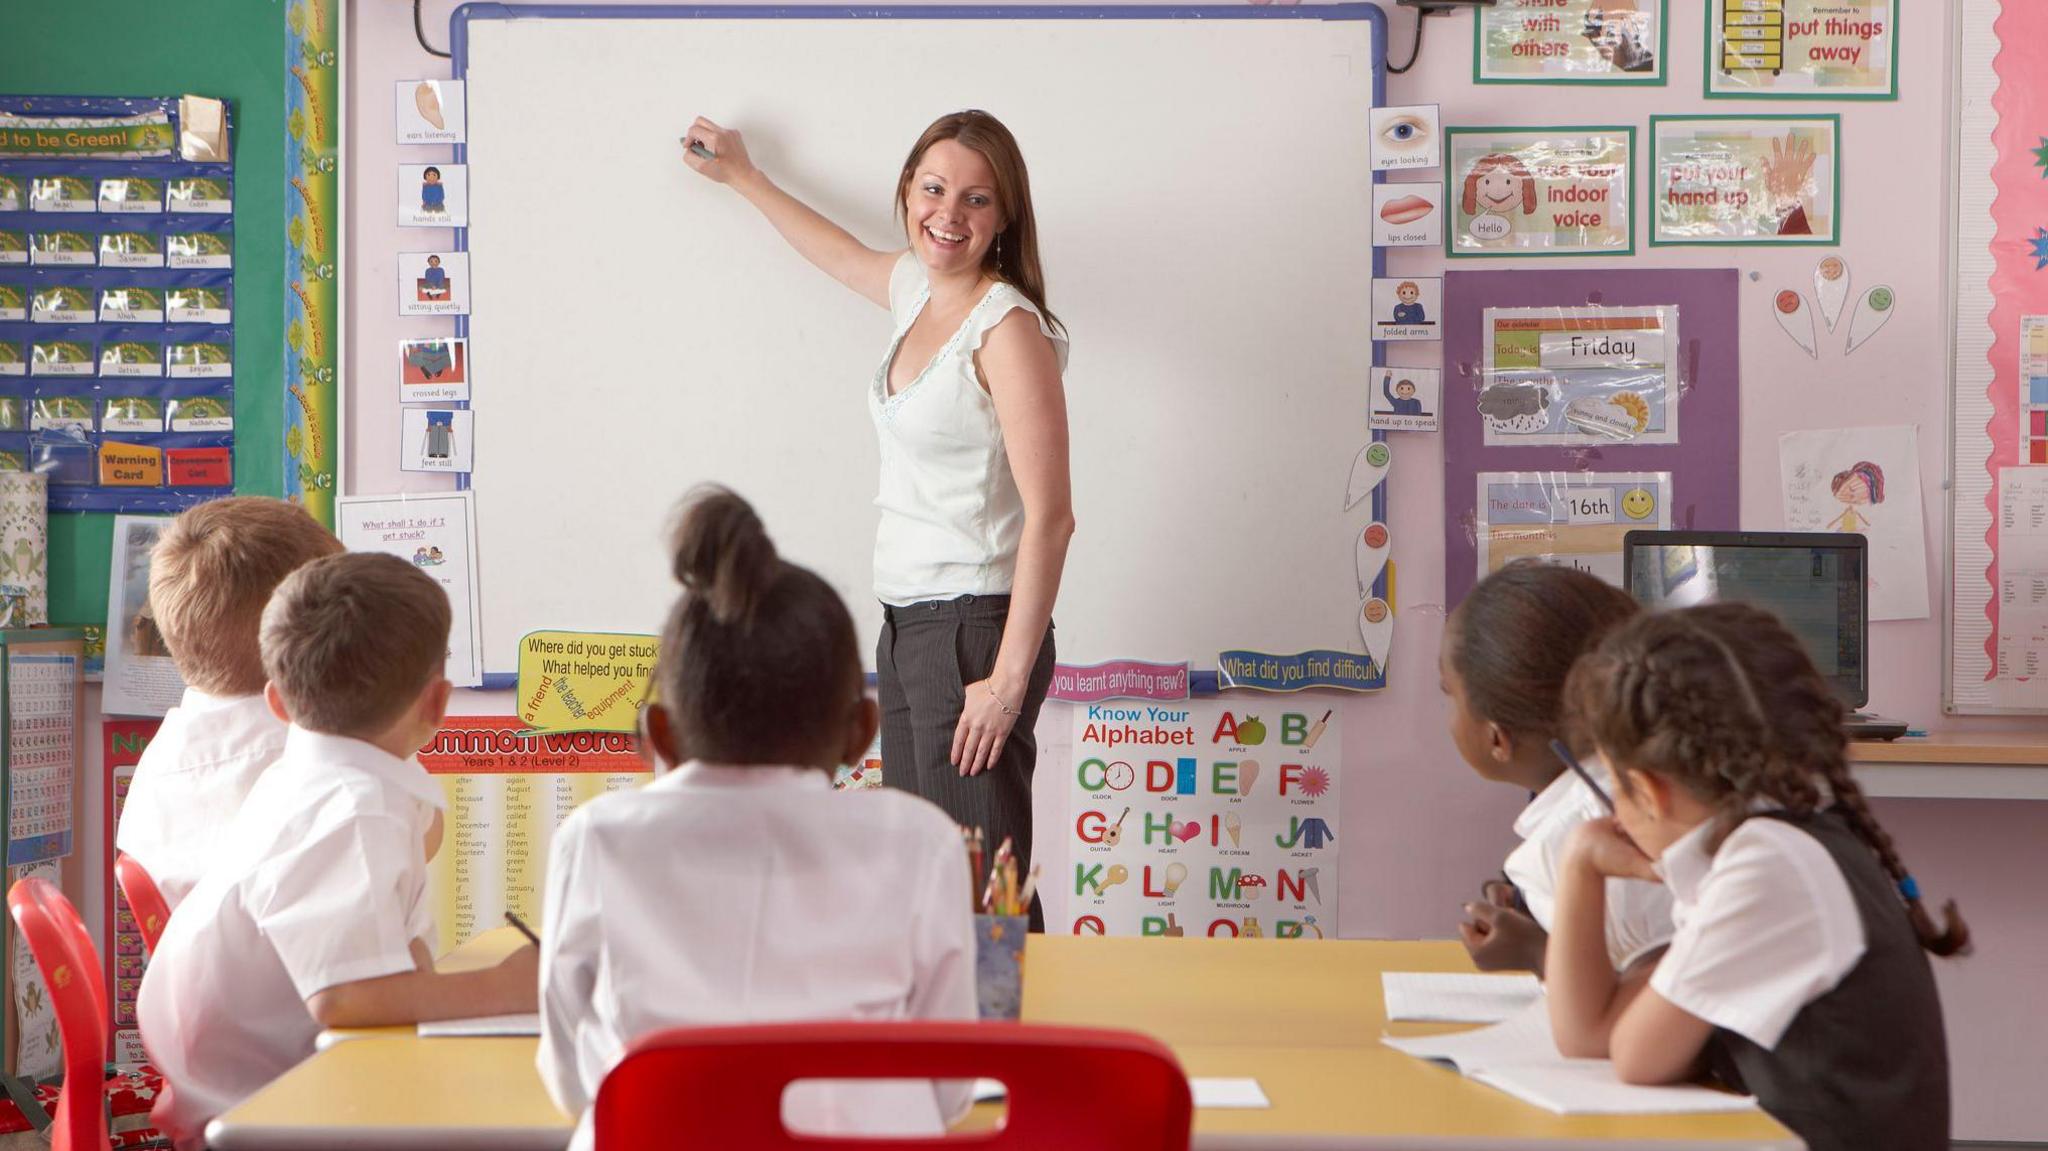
top-left (876, 594), bottom-right (1055, 930)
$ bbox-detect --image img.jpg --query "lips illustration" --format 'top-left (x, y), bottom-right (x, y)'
top-left (1379, 194), bottom-right (1434, 225)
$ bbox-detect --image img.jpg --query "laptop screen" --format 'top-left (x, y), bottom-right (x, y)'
top-left (1621, 532), bottom-right (1867, 708)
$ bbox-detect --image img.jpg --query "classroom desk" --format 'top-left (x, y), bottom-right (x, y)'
top-left (1850, 735), bottom-right (2048, 800)
top-left (212, 933), bottom-right (1800, 1151)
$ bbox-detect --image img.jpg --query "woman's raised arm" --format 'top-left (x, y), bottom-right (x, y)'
top-left (683, 117), bottom-right (901, 308)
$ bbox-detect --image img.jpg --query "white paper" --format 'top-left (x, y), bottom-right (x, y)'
top-left (103, 515), bottom-right (186, 717)
top-left (1190, 1078), bottom-right (1269, 1109)
top-left (1992, 467), bottom-right (2048, 704)
top-left (1371, 183), bottom-right (1443, 248)
top-left (402, 408), bottom-right (476, 473)
top-left (1383, 972), bottom-right (1542, 1024)
top-left (1368, 104), bottom-right (1441, 172)
top-left (1779, 426), bottom-right (1930, 621)
top-left (1371, 278), bottom-right (1442, 342)
top-left (397, 251), bottom-right (471, 316)
top-left (398, 163), bottom-right (469, 228)
top-left (1383, 1002), bottom-right (1756, 1116)
top-left (396, 79), bottom-right (467, 144)
top-left (1369, 366), bottom-right (1441, 433)
top-left (336, 493), bottom-right (486, 688)
top-left (419, 1012), bottom-right (539, 1037)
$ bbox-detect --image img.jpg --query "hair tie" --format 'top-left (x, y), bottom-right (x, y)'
top-left (1898, 874), bottom-right (1921, 901)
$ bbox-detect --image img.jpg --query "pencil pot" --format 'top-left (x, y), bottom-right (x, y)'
top-left (973, 914), bottom-right (1027, 1020)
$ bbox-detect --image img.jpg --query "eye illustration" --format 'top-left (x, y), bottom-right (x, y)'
top-left (1378, 115), bottom-right (1430, 152)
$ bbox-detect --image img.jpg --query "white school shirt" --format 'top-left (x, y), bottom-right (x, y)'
top-left (1504, 766), bottom-right (1677, 970)
top-left (115, 689), bottom-right (289, 910)
top-left (868, 252), bottom-right (1068, 606)
top-left (1650, 816), bottom-right (1867, 1050)
top-left (137, 727), bottom-right (444, 1145)
top-left (538, 761), bottom-right (977, 1151)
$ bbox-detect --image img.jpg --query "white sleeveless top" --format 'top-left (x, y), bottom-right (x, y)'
top-left (868, 252), bottom-right (1068, 606)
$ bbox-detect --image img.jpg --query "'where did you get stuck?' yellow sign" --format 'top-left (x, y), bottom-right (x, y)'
top-left (516, 630), bottom-right (658, 734)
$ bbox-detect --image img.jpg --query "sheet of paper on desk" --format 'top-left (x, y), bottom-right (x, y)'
top-left (1383, 971), bottom-right (1542, 1022)
top-left (418, 1012), bottom-right (541, 1038)
top-left (1384, 1002), bottom-right (1756, 1115)
top-left (1190, 1078), bottom-right (1269, 1109)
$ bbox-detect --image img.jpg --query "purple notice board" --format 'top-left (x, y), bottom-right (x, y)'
top-left (1442, 268), bottom-right (1741, 608)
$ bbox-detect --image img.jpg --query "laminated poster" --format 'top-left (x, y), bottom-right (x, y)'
top-left (104, 718), bottom-right (161, 1063)
top-left (1475, 471), bottom-right (1672, 587)
top-left (1992, 468), bottom-right (2048, 708)
top-left (1479, 306), bottom-right (1679, 446)
top-left (1650, 116), bottom-right (1839, 245)
top-left (1477, 0), bottom-right (1668, 85)
top-left (335, 493), bottom-right (485, 687)
top-left (102, 516), bottom-right (184, 717)
top-left (1067, 701), bottom-right (1338, 940)
top-left (1447, 127), bottom-right (1634, 257)
top-left (1707, 0), bottom-right (1897, 99)
top-left (419, 717), bottom-right (648, 954)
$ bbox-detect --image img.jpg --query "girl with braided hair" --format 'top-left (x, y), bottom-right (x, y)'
top-left (1544, 602), bottom-right (1966, 1151)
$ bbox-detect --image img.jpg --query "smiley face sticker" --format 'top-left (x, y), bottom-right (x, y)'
top-left (1356, 521), bottom-right (1392, 594)
top-left (1621, 486), bottom-right (1657, 521)
top-left (1359, 596), bottom-right (1394, 672)
top-left (1345, 441), bottom-right (1393, 509)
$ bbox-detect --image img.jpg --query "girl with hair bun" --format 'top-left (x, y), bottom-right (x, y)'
top-left (1547, 602), bottom-right (1965, 1151)
top-left (683, 110), bottom-right (1070, 927)
top-left (536, 487), bottom-right (978, 1151)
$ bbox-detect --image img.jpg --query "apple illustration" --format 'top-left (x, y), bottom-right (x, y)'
top-left (1238, 716), bottom-right (1268, 745)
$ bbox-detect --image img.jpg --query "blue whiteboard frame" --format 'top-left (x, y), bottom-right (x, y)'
top-left (447, 2), bottom-right (1390, 694)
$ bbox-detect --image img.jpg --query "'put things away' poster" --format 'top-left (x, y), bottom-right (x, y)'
top-left (1068, 701), bottom-right (1339, 939)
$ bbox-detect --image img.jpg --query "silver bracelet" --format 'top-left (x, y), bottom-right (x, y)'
top-left (987, 682), bottom-right (1020, 717)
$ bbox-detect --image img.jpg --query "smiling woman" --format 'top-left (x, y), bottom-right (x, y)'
top-left (682, 110), bottom-right (1071, 926)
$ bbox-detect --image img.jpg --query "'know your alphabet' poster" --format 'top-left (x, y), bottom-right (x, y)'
top-left (1068, 701), bottom-right (1339, 939)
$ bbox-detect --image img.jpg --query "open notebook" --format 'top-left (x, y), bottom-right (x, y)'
top-left (1383, 1002), bottom-right (1757, 1116)
top-left (1382, 972), bottom-right (1542, 1023)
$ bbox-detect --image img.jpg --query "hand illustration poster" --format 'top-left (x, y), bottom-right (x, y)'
top-left (1707, 0), bottom-right (1897, 99)
top-left (1780, 426), bottom-right (1928, 621)
top-left (1650, 116), bottom-right (1839, 245)
top-left (1475, 471), bottom-right (1672, 586)
top-left (1068, 701), bottom-right (1338, 940)
top-left (1477, 0), bottom-right (1667, 84)
top-left (1447, 127), bottom-right (1634, 257)
top-left (1480, 306), bottom-right (1679, 446)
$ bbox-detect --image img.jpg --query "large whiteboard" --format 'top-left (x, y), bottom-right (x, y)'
top-left (456, 6), bottom-right (1385, 677)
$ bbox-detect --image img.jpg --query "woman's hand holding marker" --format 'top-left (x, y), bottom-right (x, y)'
top-left (680, 117), bottom-right (757, 186)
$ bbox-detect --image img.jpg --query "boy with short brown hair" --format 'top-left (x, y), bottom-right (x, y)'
top-left (139, 553), bottom-right (535, 1145)
top-left (116, 497), bottom-right (343, 907)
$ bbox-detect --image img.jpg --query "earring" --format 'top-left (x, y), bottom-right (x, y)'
top-left (995, 232), bottom-right (1003, 267)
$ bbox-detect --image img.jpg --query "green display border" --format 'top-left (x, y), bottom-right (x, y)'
top-left (1473, 0), bottom-right (1671, 87)
top-left (1443, 125), bottom-right (1637, 260)
top-left (1646, 114), bottom-right (1843, 248)
top-left (1703, 0), bottom-right (1900, 101)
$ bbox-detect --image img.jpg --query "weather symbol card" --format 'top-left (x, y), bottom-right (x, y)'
top-left (397, 251), bottom-right (470, 316)
top-left (396, 80), bottom-right (466, 144)
top-left (398, 163), bottom-right (468, 227)
top-left (1369, 366), bottom-right (1441, 433)
top-left (1372, 183), bottom-right (1444, 247)
top-left (1066, 701), bottom-right (1339, 939)
top-left (399, 337), bottom-right (470, 403)
top-left (402, 408), bottom-right (475, 473)
top-left (1369, 103), bottom-right (1441, 171)
top-left (1372, 277), bottom-right (1442, 341)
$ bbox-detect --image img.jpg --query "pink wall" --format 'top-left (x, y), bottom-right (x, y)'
top-left (353, 3), bottom-right (2047, 1138)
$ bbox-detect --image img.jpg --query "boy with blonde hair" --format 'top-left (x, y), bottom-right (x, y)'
top-left (139, 554), bottom-right (535, 1146)
top-left (116, 497), bottom-right (342, 907)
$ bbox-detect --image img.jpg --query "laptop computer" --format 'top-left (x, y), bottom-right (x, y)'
top-left (1619, 531), bottom-right (1910, 741)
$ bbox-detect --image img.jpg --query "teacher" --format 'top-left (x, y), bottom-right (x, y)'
top-left (684, 110), bottom-right (1071, 924)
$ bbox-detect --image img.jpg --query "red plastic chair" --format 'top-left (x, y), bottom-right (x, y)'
top-left (7, 877), bottom-right (109, 1151)
top-left (112, 854), bottom-right (171, 954)
top-left (594, 1021), bottom-right (1192, 1151)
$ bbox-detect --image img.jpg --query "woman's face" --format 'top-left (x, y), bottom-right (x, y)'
top-left (905, 138), bottom-right (1004, 277)
top-left (1476, 167), bottom-right (1520, 212)
top-left (1835, 474), bottom-right (1872, 504)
